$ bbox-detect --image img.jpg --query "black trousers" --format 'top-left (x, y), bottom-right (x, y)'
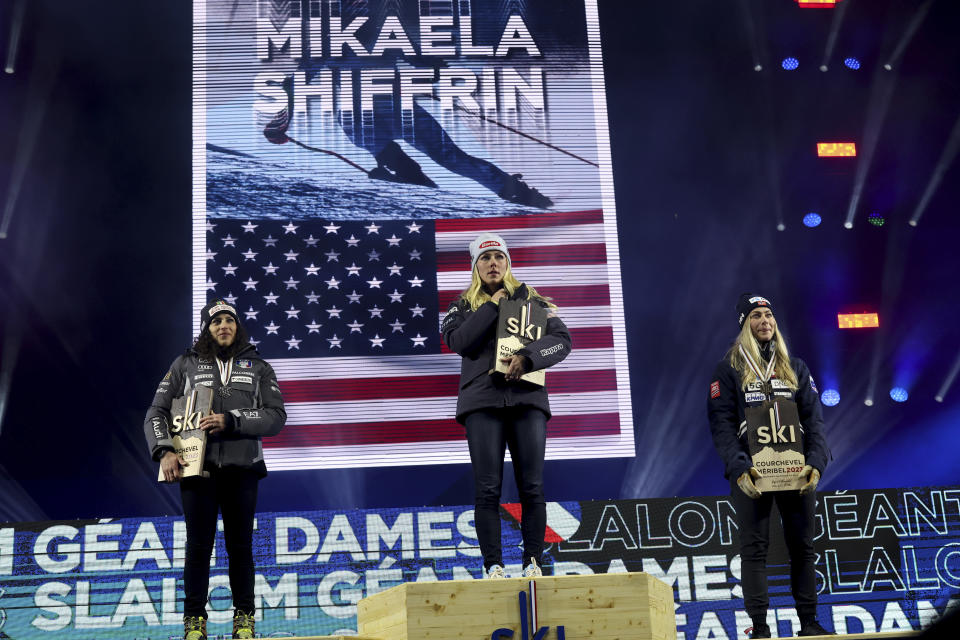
top-left (464, 406), bottom-right (547, 570)
top-left (180, 467), bottom-right (260, 618)
top-left (730, 477), bottom-right (818, 621)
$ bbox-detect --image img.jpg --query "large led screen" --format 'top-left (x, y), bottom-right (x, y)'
top-left (193, 0), bottom-right (633, 468)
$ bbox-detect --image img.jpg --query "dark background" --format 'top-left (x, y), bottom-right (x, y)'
top-left (1, 0), bottom-right (958, 522)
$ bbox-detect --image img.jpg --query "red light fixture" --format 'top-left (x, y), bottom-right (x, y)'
top-left (838, 313), bottom-right (880, 329)
top-left (796, 0), bottom-right (842, 8)
top-left (818, 142), bottom-right (857, 157)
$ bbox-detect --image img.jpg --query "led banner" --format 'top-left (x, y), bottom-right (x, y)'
top-left (0, 486), bottom-right (958, 638)
top-left (193, 0), bottom-right (633, 469)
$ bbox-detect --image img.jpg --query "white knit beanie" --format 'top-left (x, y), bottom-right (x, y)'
top-left (468, 233), bottom-right (511, 271)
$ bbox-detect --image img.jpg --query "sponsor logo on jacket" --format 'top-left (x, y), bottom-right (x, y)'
top-left (236, 359), bottom-right (254, 369)
top-left (231, 375), bottom-right (254, 385)
top-left (539, 344), bottom-right (563, 357)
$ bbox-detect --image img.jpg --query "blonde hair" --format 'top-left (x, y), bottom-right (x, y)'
top-left (458, 261), bottom-right (554, 311)
top-left (727, 320), bottom-right (799, 391)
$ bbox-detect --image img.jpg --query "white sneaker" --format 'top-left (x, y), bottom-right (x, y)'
top-left (522, 558), bottom-right (542, 578)
top-left (485, 564), bottom-right (506, 579)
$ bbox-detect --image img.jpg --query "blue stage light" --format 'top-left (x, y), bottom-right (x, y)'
top-left (803, 213), bottom-right (822, 227)
top-left (890, 387), bottom-right (909, 402)
top-left (782, 57), bottom-right (799, 70)
top-left (821, 389), bottom-right (840, 406)
top-left (844, 57), bottom-right (861, 70)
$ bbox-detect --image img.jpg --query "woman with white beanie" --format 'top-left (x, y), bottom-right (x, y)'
top-left (441, 233), bottom-right (572, 579)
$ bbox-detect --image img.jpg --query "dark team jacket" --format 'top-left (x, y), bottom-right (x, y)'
top-left (441, 284), bottom-right (572, 423)
top-left (707, 355), bottom-right (830, 481)
top-left (143, 344), bottom-right (286, 475)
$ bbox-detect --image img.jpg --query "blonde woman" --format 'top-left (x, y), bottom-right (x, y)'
top-left (441, 233), bottom-right (571, 579)
top-left (707, 294), bottom-right (832, 638)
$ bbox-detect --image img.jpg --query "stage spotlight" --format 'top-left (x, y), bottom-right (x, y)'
top-left (820, 65), bottom-right (828, 72)
top-left (864, 397), bottom-right (874, 406)
top-left (821, 389), bottom-right (840, 406)
top-left (844, 57), bottom-right (861, 70)
top-left (777, 223), bottom-right (786, 231)
top-left (782, 57), bottom-right (799, 70)
top-left (803, 213), bottom-right (822, 227)
top-left (910, 112), bottom-right (960, 227)
top-left (754, 64), bottom-right (763, 72)
top-left (934, 348), bottom-right (960, 403)
top-left (4, 0), bottom-right (25, 76)
top-left (868, 212), bottom-right (885, 226)
top-left (890, 387), bottom-right (909, 403)
top-left (844, 221), bottom-right (853, 229)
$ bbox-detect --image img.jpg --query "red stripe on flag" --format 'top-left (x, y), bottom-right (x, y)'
top-left (265, 412), bottom-right (621, 447)
top-left (501, 504), bottom-right (565, 543)
top-left (435, 210), bottom-right (603, 232)
top-left (436, 243), bottom-right (607, 271)
top-left (440, 326), bottom-right (613, 354)
top-left (438, 285), bottom-right (611, 310)
top-left (278, 369), bottom-right (617, 403)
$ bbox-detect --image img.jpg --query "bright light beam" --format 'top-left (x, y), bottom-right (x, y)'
top-left (737, 0), bottom-right (764, 71)
top-left (819, 0), bottom-right (851, 71)
top-left (0, 45), bottom-right (58, 240)
top-left (935, 349), bottom-right (960, 403)
top-left (843, 71), bottom-right (897, 228)
top-left (0, 312), bottom-right (24, 436)
top-left (909, 111), bottom-right (960, 227)
top-left (4, 0), bottom-right (26, 74)
top-left (884, 0), bottom-right (933, 70)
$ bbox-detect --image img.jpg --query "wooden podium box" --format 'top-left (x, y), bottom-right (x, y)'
top-left (357, 572), bottom-right (675, 640)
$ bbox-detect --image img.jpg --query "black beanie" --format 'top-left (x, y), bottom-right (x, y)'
top-left (200, 299), bottom-right (240, 334)
top-left (736, 293), bottom-right (773, 328)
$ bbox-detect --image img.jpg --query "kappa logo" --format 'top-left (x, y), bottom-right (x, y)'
top-left (710, 381), bottom-right (721, 399)
top-left (539, 344), bottom-right (563, 357)
top-left (163, 371), bottom-right (172, 381)
top-left (809, 375), bottom-right (819, 393)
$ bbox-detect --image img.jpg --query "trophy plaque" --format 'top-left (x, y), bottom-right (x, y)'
top-left (490, 297), bottom-right (549, 387)
top-left (745, 397), bottom-right (806, 492)
top-left (157, 386), bottom-right (213, 482)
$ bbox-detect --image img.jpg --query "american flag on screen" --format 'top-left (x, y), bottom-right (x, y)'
top-left (206, 210), bottom-right (626, 469)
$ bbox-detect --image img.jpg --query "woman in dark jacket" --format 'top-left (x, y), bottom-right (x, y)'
top-left (144, 299), bottom-right (286, 640)
top-left (707, 294), bottom-right (833, 639)
top-left (441, 233), bottom-right (571, 579)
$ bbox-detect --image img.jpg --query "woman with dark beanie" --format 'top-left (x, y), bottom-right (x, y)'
top-left (707, 294), bottom-right (833, 638)
top-left (441, 233), bottom-right (571, 579)
top-left (143, 299), bottom-right (286, 640)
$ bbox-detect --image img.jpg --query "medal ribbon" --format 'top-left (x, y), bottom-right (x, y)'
top-left (738, 343), bottom-right (776, 390)
top-left (216, 357), bottom-right (234, 390)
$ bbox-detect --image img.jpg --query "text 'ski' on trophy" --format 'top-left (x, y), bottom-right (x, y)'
top-left (157, 386), bottom-right (213, 482)
top-left (745, 397), bottom-right (805, 492)
top-left (490, 297), bottom-right (548, 387)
